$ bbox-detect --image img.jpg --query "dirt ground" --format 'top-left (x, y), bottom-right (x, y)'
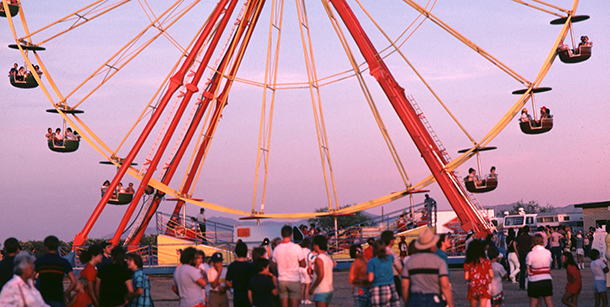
top-left (150, 259), bottom-right (597, 307)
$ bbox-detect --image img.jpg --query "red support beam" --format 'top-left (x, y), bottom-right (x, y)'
top-left (169, 0), bottom-right (268, 218)
top-left (73, 0), bottom-right (231, 247)
top-left (328, 0), bottom-right (493, 238)
top-left (109, 0), bottom-right (240, 246)
top-left (129, 0), bottom-right (267, 245)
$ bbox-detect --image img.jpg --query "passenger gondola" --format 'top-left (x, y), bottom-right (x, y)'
top-left (46, 108), bottom-right (84, 153)
top-left (9, 73), bottom-right (38, 88)
top-left (519, 117), bottom-right (553, 134)
top-left (458, 146), bottom-right (498, 193)
top-left (513, 87), bottom-right (553, 135)
top-left (551, 15), bottom-right (591, 64)
top-left (0, 2), bottom-right (19, 18)
top-left (557, 41), bottom-right (591, 64)
top-left (100, 160), bottom-right (138, 205)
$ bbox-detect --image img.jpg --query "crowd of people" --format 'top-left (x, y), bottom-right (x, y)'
top-left (46, 127), bottom-right (81, 147)
top-left (8, 63), bottom-right (42, 82)
top-left (172, 225), bottom-right (333, 307)
top-left (3, 223), bottom-right (610, 307)
top-left (0, 236), bottom-right (152, 307)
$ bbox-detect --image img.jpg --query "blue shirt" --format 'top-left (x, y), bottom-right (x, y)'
top-left (434, 249), bottom-right (450, 278)
top-left (367, 255), bottom-right (394, 287)
top-left (128, 269), bottom-right (153, 307)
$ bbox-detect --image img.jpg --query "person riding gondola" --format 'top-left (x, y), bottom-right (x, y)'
top-left (125, 182), bottom-right (135, 193)
top-left (16, 66), bottom-right (25, 81)
top-left (65, 127), bottom-right (77, 141)
top-left (34, 65), bottom-right (42, 76)
top-left (101, 180), bottom-right (110, 197)
top-left (489, 166), bottom-right (497, 179)
top-left (53, 128), bottom-right (63, 146)
top-left (8, 63), bottom-right (17, 77)
top-left (467, 168), bottom-right (483, 187)
top-left (45, 127), bottom-right (54, 141)
top-left (578, 36), bottom-right (591, 49)
top-left (520, 108), bottom-right (532, 123)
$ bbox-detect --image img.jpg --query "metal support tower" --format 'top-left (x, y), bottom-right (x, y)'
top-left (328, 0), bottom-right (493, 238)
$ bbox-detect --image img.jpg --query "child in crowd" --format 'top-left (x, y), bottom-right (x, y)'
top-left (488, 247), bottom-right (507, 307)
top-left (67, 277), bottom-right (92, 307)
top-left (464, 240), bottom-right (493, 307)
top-left (300, 238), bottom-right (313, 305)
top-left (590, 249), bottom-right (608, 307)
top-left (248, 258), bottom-right (277, 307)
top-left (561, 251), bottom-right (581, 307)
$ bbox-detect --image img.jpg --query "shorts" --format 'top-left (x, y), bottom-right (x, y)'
top-left (278, 280), bottom-right (302, 299)
top-left (576, 248), bottom-right (584, 256)
top-left (491, 291), bottom-right (504, 306)
top-left (313, 291), bottom-right (333, 303)
top-left (370, 284), bottom-right (400, 307)
top-left (527, 279), bottom-right (553, 298)
top-left (594, 280), bottom-right (606, 293)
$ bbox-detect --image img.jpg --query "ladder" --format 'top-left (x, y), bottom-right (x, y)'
top-left (406, 95), bottom-right (489, 217)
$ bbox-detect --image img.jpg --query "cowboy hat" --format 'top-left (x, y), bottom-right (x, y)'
top-left (414, 227), bottom-right (439, 250)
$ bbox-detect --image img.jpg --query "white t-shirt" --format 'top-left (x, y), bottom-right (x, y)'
top-left (198, 263), bottom-right (211, 298)
top-left (312, 253), bottom-right (334, 294)
top-left (300, 247), bottom-right (312, 284)
top-left (207, 265), bottom-right (227, 291)
top-left (526, 245), bottom-right (552, 282)
top-left (174, 264), bottom-right (205, 307)
top-left (591, 259), bottom-right (607, 281)
top-left (273, 241), bottom-right (305, 282)
top-left (490, 262), bottom-right (506, 296)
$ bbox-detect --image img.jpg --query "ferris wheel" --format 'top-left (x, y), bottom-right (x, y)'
top-left (3, 0), bottom-right (591, 246)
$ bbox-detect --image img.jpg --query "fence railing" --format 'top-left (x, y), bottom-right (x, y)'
top-left (156, 211), bottom-right (234, 245)
top-left (321, 201), bottom-right (433, 253)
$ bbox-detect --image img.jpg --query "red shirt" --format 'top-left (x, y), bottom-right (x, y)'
top-left (73, 292), bottom-right (92, 307)
top-left (566, 264), bottom-right (582, 294)
top-left (80, 263), bottom-right (97, 282)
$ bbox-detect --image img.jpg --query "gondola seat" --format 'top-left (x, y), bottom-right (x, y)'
top-left (557, 45), bottom-right (591, 64)
top-left (48, 139), bottom-right (80, 153)
top-left (465, 177), bottom-right (498, 193)
top-left (9, 74), bottom-right (38, 89)
top-left (520, 117), bottom-right (553, 135)
top-left (0, 3), bottom-right (19, 17)
top-left (108, 192), bottom-right (133, 205)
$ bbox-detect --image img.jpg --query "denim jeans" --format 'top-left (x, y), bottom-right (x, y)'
top-left (352, 286), bottom-right (371, 307)
top-left (406, 293), bottom-right (445, 307)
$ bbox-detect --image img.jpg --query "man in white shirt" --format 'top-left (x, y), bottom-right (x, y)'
top-left (272, 225), bottom-right (306, 307)
top-left (197, 208), bottom-right (207, 244)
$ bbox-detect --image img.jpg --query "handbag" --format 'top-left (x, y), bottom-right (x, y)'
top-left (18, 284), bottom-right (28, 307)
